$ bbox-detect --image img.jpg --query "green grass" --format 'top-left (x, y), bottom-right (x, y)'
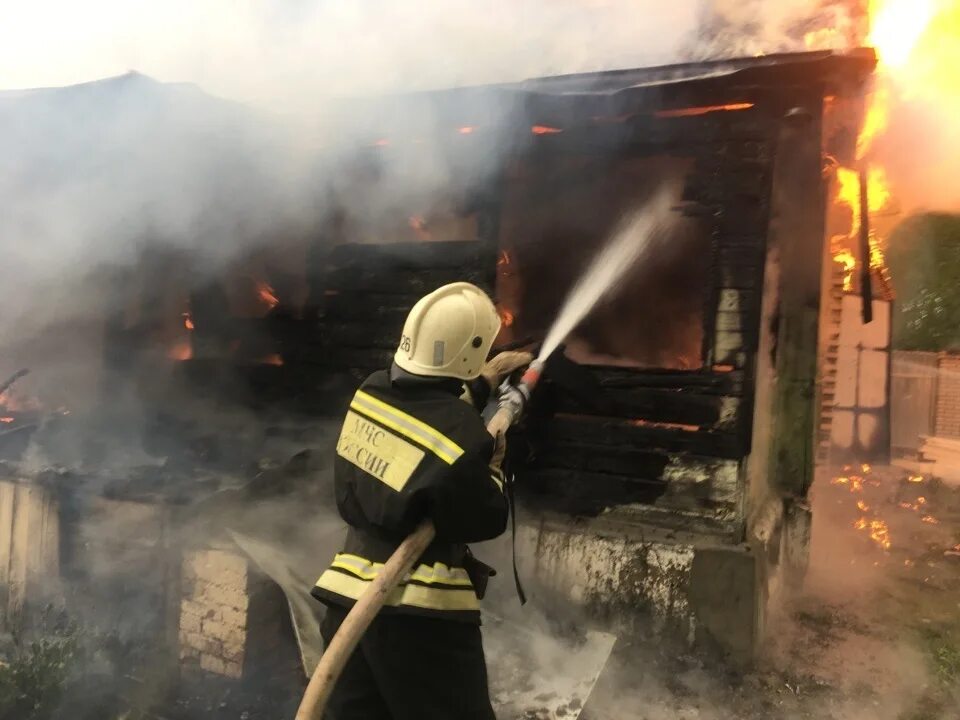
top-left (0, 629), bottom-right (80, 720)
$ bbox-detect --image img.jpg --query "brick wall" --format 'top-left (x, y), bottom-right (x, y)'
top-left (179, 547), bottom-right (251, 678)
top-left (935, 353), bottom-right (960, 438)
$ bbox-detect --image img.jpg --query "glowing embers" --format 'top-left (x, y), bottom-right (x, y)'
top-left (831, 466), bottom-right (891, 551)
top-left (408, 216), bottom-right (431, 241)
top-left (167, 341), bottom-right (193, 361)
top-left (255, 280), bottom-right (280, 310)
top-left (655, 103), bottom-right (754, 119)
top-left (629, 419), bottom-right (700, 432)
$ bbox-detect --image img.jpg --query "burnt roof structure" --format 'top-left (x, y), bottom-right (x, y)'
top-left (343, 48), bottom-right (877, 143)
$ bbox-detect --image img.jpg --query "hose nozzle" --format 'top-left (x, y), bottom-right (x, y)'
top-left (519, 359), bottom-right (544, 393)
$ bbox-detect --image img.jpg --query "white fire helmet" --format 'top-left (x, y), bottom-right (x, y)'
top-left (394, 282), bottom-right (502, 381)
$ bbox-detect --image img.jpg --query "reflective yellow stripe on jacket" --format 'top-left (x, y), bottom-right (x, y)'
top-left (314, 553), bottom-right (480, 613)
top-left (350, 390), bottom-right (464, 465)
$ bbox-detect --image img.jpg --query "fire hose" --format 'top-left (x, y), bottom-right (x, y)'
top-left (294, 360), bottom-right (544, 720)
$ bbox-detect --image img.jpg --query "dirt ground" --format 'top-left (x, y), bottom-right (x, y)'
top-left (585, 465), bottom-right (960, 720)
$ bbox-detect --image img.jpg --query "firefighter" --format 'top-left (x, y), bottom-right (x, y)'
top-left (312, 281), bottom-right (532, 720)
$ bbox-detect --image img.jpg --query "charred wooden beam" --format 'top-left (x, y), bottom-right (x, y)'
top-left (859, 168), bottom-right (874, 324)
top-left (328, 241), bottom-right (486, 270)
top-left (586, 367), bottom-right (745, 396)
top-left (517, 468), bottom-right (668, 517)
top-left (322, 297), bottom-right (414, 323)
top-left (533, 442), bottom-right (672, 479)
top-left (0, 369), bottom-right (29, 397)
top-left (550, 385), bottom-right (733, 428)
top-left (542, 415), bottom-right (746, 460)
top-left (324, 267), bottom-right (487, 296)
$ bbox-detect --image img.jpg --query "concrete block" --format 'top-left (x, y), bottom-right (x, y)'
top-left (219, 606), bottom-right (247, 629)
top-left (202, 618), bottom-right (245, 648)
top-left (179, 609), bottom-right (202, 635)
top-left (199, 581), bottom-right (250, 612)
top-left (688, 544), bottom-right (762, 664)
top-left (220, 640), bottom-right (245, 665)
top-left (181, 598), bottom-right (213, 620)
top-left (179, 630), bottom-right (206, 652)
top-left (201, 549), bottom-right (248, 580)
top-left (199, 653), bottom-right (242, 679)
top-left (184, 549), bottom-right (248, 587)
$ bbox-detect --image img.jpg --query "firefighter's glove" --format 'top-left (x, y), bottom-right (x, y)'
top-left (481, 351), bottom-right (534, 391)
top-left (490, 430), bottom-right (507, 474)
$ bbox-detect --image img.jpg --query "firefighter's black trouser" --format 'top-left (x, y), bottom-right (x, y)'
top-left (319, 603), bottom-right (496, 720)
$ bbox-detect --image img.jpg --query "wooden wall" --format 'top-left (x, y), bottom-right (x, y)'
top-left (0, 479), bottom-right (60, 629)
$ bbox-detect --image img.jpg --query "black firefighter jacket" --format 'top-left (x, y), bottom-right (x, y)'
top-left (312, 367), bottom-right (508, 623)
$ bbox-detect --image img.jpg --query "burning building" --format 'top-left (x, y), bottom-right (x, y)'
top-left (305, 48), bottom-right (880, 660)
top-left (0, 45), bottom-right (884, 714)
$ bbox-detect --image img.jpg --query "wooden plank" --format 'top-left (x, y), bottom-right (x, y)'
top-left (517, 468), bottom-right (668, 516)
top-left (588, 367), bottom-right (745, 396)
top-left (764, 93), bottom-right (827, 497)
top-left (533, 443), bottom-right (671, 478)
top-left (0, 481), bottom-right (14, 618)
top-left (552, 386), bottom-right (735, 428)
top-left (719, 245), bottom-right (765, 268)
top-left (716, 200), bottom-right (769, 236)
top-left (322, 324), bottom-right (402, 350)
top-left (322, 298), bottom-right (413, 323)
top-left (313, 348), bottom-right (395, 370)
top-left (324, 267), bottom-right (488, 296)
top-left (545, 414), bottom-right (746, 460)
top-left (328, 241), bottom-right (486, 270)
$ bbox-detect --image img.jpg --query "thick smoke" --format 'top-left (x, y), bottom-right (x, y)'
top-left (689, 0), bottom-right (865, 59)
top-left (0, 0), bottom-right (872, 417)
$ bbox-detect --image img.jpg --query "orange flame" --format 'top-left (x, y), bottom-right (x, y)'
top-left (857, 87), bottom-right (890, 160)
top-left (183, 312), bottom-right (194, 331)
top-left (408, 216), bottom-right (431, 241)
top-left (656, 103), bottom-right (754, 118)
top-left (458, 126), bottom-right (477, 135)
top-left (168, 341), bottom-right (193, 361)
top-left (831, 166), bottom-right (892, 288)
top-left (498, 308), bottom-right (515, 328)
top-left (869, 520), bottom-right (891, 549)
top-left (262, 353), bottom-right (284, 367)
top-left (531, 125), bottom-right (562, 135)
top-left (255, 281), bottom-right (280, 309)
top-left (869, 0), bottom-right (938, 70)
top-left (0, 417), bottom-right (14, 423)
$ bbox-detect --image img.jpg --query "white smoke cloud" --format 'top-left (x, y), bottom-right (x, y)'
top-left (2, 1), bottom-right (702, 109)
top-left (0, 0), bottom-right (872, 413)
